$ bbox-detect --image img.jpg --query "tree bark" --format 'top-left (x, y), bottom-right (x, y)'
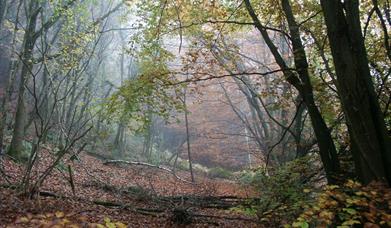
top-left (319, 0), bottom-right (391, 184)
top-left (8, 1), bottom-right (40, 159)
top-left (0, 0), bottom-right (7, 31)
top-left (183, 89), bottom-right (195, 182)
top-left (0, 0), bottom-right (22, 152)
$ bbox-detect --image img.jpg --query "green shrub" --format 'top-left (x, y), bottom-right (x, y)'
top-left (207, 167), bottom-right (233, 179)
top-left (8, 140), bottom-right (33, 162)
top-left (237, 155), bottom-right (321, 226)
top-left (237, 170), bottom-right (263, 185)
top-left (127, 185), bottom-right (150, 200)
top-left (55, 161), bottom-right (68, 172)
top-left (192, 163), bottom-right (208, 175)
top-left (175, 159), bottom-right (190, 171)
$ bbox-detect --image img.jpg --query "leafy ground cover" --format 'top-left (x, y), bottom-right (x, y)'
top-left (0, 149), bottom-right (258, 227)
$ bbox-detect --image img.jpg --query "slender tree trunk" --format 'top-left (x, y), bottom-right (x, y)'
top-left (183, 89), bottom-right (194, 182)
top-left (113, 36), bottom-right (126, 157)
top-left (8, 1), bottom-right (39, 159)
top-left (0, 0), bottom-right (7, 31)
top-left (282, 0), bottom-right (340, 181)
top-left (114, 123), bottom-right (125, 157)
top-left (319, 0), bottom-right (391, 184)
top-left (0, 0), bottom-right (22, 151)
top-left (143, 111), bottom-right (153, 161)
top-left (244, 0), bottom-right (340, 183)
top-left (0, 62), bottom-right (13, 151)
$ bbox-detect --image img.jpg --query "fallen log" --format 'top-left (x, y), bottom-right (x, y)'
top-left (93, 199), bottom-right (164, 216)
top-left (82, 181), bottom-right (254, 209)
top-left (1, 184), bottom-right (258, 224)
top-left (82, 181), bottom-right (257, 210)
top-left (192, 213), bottom-right (258, 223)
top-left (157, 196), bottom-right (246, 209)
top-left (103, 160), bottom-right (193, 184)
top-left (93, 199), bottom-right (258, 224)
top-left (156, 195), bottom-right (259, 209)
top-left (39, 191), bottom-right (58, 197)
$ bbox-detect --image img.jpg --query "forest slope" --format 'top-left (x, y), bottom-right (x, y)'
top-left (0, 150), bottom-right (258, 227)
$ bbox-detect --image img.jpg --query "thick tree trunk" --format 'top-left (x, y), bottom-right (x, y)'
top-left (293, 97), bottom-right (307, 158)
top-left (320, 0), bottom-right (391, 184)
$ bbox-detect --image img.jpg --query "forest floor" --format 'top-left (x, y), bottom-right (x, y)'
top-left (0, 147), bottom-right (259, 227)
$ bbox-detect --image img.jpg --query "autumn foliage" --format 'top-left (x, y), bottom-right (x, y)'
top-left (293, 181), bottom-right (391, 227)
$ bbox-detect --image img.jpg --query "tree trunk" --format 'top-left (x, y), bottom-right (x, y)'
top-left (114, 122), bottom-right (125, 157)
top-left (183, 89), bottom-right (195, 182)
top-left (319, 0), bottom-right (391, 184)
top-left (0, 0), bottom-right (22, 151)
top-left (0, 0), bottom-right (7, 31)
top-left (244, 0), bottom-right (340, 183)
top-left (8, 1), bottom-right (39, 159)
top-left (293, 97), bottom-right (307, 158)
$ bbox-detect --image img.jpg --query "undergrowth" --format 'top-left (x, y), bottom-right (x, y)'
top-left (236, 155), bottom-right (391, 227)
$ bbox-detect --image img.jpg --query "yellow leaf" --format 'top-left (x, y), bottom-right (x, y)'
top-left (35, 214), bottom-right (46, 219)
top-left (328, 185), bottom-right (339, 190)
top-left (106, 223), bottom-right (116, 228)
top-left (30, 219), bottom-right (41, 224)
top-left (79, 216), bottom-right (88, 221)
top-left (15, 217), bottom-right (30, 224)
top-left (67, 225), bottom-right (80, 228)
top-left (55, 211), bottom-right (65, 218)
top-left (355, 191), bottom-right (366, 196)
top-left (104, 217), bottom-right (111, 224)
top-left (51, 225), bottom-right (63, 228)
top-left (364, 222), bottom-right (380, 228)
top-left (115, 222), bottom-right (127, 228)
top-left (342, 220), bottom-right (361, 226)
top-left (61, 218), bottom-right (70, 225)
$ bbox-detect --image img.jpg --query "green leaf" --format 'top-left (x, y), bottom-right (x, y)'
top-left (342, 208), bottom-right (357, 215)
top-left (292, 221), bottom-right (309, 228)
